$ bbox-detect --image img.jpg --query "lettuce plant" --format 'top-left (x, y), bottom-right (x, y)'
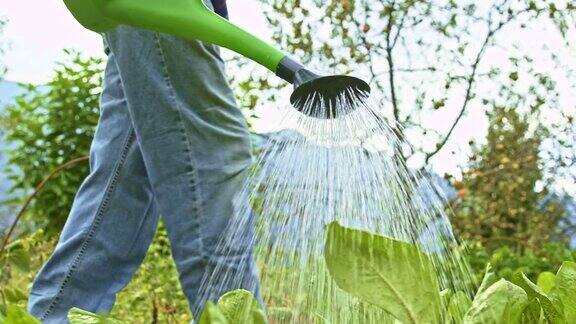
top-left (68, 308), bottom-right (122, 324)
top-left (64, 289), bottom-right (267, 324)
top-left (324, 221), bottom-right (442, 323)
top-left (325, 222), bottom-right (576, 324)
top-left (198, 289), bottom-right (266, 324)
top-left (0, 305), bottom-right (40, 324)
top-left (2, 222), bottom-right (574, 324)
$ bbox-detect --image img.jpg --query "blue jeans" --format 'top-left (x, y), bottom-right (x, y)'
top-left (28, 24), bottom-right (260, 323)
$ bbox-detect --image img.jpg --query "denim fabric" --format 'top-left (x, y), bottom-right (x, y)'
top-left (28, 9), bottom-right (260, 323)
top-left (211, 0), bottom-right (228, 18)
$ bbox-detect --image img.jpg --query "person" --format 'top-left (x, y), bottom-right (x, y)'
top-left (28, 0), bottom-right (260, 322)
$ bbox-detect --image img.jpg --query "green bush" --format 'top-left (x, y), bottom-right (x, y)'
top-left (1, 50), bottom-right (102, 233)
top-left (0, 224), bottom-right (191, 323)
top-left (465, 241), bottom-right (576, 284)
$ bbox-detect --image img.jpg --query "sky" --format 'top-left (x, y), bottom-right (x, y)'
top-left (0, 0), bottom-right (287, 134)
top-left (0, 0), bottom-right (574, 194)
top-left (0, 0), bottom-right (271, 83)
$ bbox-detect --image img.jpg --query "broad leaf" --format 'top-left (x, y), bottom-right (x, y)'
top-left (198, 302), bottom-right (229, 324)
top-left (217, 289), bottom-right (267, 324)
top-left (325, 222), bottom-right (442, 324)
top-left (2, 305), bottom-right (40, 324)
top-left (550, 261), bottom-right (576, 321)
top-left (523, 299), bottom-right (546, 324)
top-left (464, 279), bottom-right (527, 324)
top-left (536, 272), bottom-right (555, 295)
top-left (7, 249), bottom-right (31, 273)
top-left (67, 307), bottom-right (122, 324)
top-left (446, 291), bottom-right (471, 324)
top-left (440, 289), bottom-right (453, 311)
top-left (512, 272), bottom-right (563, 323)
top-left (476, 263), bottom-right (497, 296)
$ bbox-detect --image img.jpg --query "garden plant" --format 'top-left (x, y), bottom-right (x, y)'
top-left (1, 1), bottom-right (575, 323)
top-left (2, 222), bottom-right (575, 323)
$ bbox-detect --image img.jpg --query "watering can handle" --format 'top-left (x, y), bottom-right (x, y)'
top-left (63, 0), bottom-right (291, 75)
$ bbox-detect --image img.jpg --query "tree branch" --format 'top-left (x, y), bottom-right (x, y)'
top-left (0, 156), bottom-right (89, 258)
top-left (424, 5), bottom-right (532, 164)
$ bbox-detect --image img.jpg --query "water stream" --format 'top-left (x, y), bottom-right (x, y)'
top-left (196, 89), bottom-right (475, 323)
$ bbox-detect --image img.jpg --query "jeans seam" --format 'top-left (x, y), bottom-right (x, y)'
top-left (152, 33), bottom-right (208, 260)
top-left (40, 128), bottom-right (136, 320)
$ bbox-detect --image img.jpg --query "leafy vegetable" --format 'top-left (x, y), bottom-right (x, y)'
top-left (550, 261), bottom-right (576, 321)
top-left (445, 291), bottom-right (471, 324)
top-left (512, 272), bottom-right (563, 323)
top-left (523, 299), bottom-right (546, 324)
top-left (464, 279), bottom-right (527, 324)
top-left (324, 222), bottom-right (442, 324)
top-left (1, 305), bottom-right (40, 324)
top-left (440, 289), bottom-right (453, 311)
top-left (196, 290), bottom-right (267, 324)
top-left (536, 272), bottom-right (556, 294)
top-left (217, 289), bottom-right (266, 324)
top-left (475, 263), bottom-right (497, 296)
top-left (67, 307), bottom-right (122, 324)
top-left (198, 302), bottom-right (228, 324)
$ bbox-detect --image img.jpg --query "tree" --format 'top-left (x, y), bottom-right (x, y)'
top-left (1, 51), bottom-right (102, 233)
top-left (234, 0), bottom-right (575, 176)
top-left (449, 106), bottom-right (567, 253)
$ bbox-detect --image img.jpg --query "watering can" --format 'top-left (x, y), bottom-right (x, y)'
top-left (63, 0), bottom-right (370, 118)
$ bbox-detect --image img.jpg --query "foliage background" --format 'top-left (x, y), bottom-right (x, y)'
top-left (1, 0), bottom-right (576, 321)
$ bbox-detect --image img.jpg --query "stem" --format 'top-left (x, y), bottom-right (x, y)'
top-left (425, 5), bottom-right (532, 163)
top-left (0, 156), bottom-right (89, 258)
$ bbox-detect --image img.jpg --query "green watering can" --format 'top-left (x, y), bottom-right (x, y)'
top-left (63, 0), bottom-right (370, 118)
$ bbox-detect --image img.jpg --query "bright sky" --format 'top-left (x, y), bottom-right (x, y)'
top-left (0, 0), bottom-right (271, 83)
top-left (0, 0), bottom-right (574, 194)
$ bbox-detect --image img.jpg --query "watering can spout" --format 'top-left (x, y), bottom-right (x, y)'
top-left (63, 0), bottom-right (370, 118)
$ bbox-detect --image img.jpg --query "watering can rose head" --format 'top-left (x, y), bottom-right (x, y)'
top-left (277, 57), bottom-right (371, 119)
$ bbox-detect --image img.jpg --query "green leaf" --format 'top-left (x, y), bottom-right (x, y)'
top-left (446, 291), bottom-right (471, 324)
top-left (509, 71), bottom-right (519, 81)
top-left (198, 302), bottom-right (229, 324)
top-left (2, 305), bottom-right (40, 324)
top-left (440, 289), bottom-right (453, 311)
top-left (3, 288), bottom-right (27, 303)
top-left (217, 289), bottom-right (266, 324)
top-left (550, 261), bottom-right (576, 321)
top-left (324, 222), bottom-right (442, 324)
top-left (476, 263), bottom-right (498, 296)
top-left (7, 249), bottom-right (31, 273)
top-left (537, 272), bottom-right (556, 294)
top-left (523, 299), bottom-right (546, 324)
top-left (67, 307), bottom-right (122, 324)
top-left (464, 279), bottom-right (528, 324)
top-left (512, 272), bottom-right (563, 323)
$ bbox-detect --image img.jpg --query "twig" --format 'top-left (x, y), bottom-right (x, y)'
top-left (424, 5), bottom-right (533, 163)
top-left (0, 156), bottom-right (89, 258)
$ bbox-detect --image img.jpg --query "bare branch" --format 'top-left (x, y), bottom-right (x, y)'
top-left (0, 156), bottom-right (89, 258)
top-left (425, 5), bottom-right (532, 164)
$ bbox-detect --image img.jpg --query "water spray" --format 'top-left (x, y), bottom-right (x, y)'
top-left (63, 1), bottom-right (477, 321)
top-left (63, 0), bottom-right (370, 118)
